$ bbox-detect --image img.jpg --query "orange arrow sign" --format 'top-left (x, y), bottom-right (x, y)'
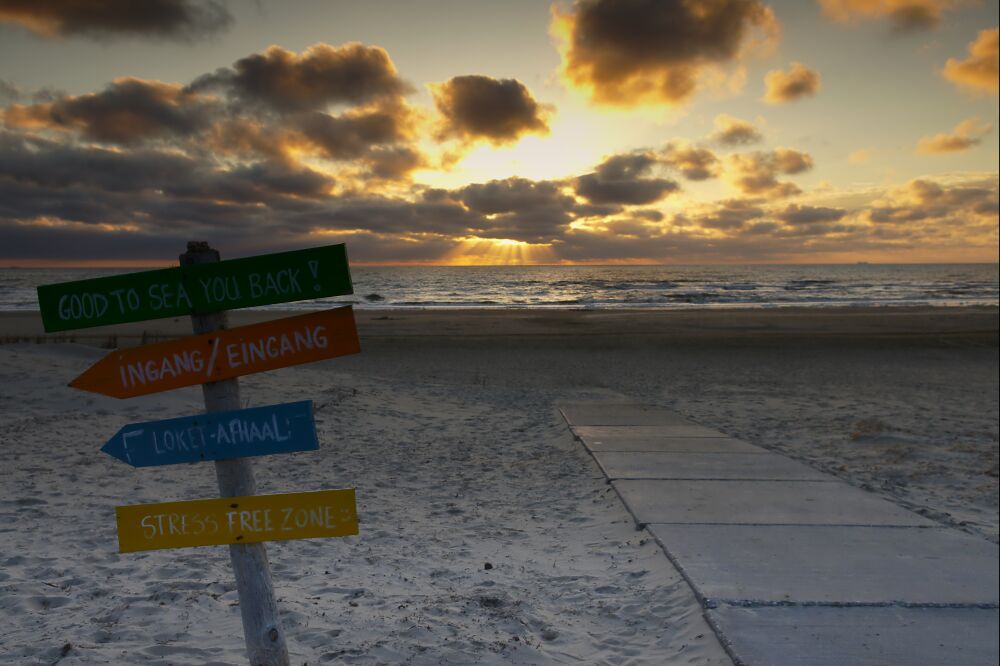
top-left (71, 307), bottom-right (359, 398)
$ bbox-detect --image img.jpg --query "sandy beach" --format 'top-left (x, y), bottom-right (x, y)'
top-left (1, 306), bottom-right (997, 664)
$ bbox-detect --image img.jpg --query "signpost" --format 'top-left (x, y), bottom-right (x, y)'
top-left (70, 307), bottom-right (360, 398)
top-left (101, 401), bottom-right (319, 467)
top-left (38, 240), bottom-right (365, 666)
top-left (115, 489), bottom-right (358, 553)
top-left (37, 243), bottom-right (352, 332)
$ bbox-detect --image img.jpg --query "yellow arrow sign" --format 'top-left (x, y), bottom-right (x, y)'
top-left (115, 489), bottom-right (358, 553)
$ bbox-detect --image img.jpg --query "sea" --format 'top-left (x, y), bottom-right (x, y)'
top-left (1, 264), bottom-right (997, 311)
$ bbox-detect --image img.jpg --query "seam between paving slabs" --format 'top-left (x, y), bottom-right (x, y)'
top-left (604, 476), bottom-right (841, 482)
top-left (560, 407), bottom-right (745, 665)
top-left (559, 407), bottom-right (1000, 666)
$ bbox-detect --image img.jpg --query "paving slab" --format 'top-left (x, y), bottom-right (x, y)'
top-left (614, 479), bottom-right (935, 526)
top-left (558, 403), bottom-right (693, 426)
top-left (647, 524), bottom-right (1000, 605)
top-left (595, 451), bottom-right (830, 481)
top-left (579, 435), bottom-right (765, 453)
top-left (573, 424), bottom-right (728, 439)
top-left (709, 605), bottom-right (1000, 666)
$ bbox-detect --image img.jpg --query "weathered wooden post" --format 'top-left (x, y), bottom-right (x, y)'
top-left (180, 241), bottom-right (290, 666)
top-left (39, 241), bottom-right (360, 666)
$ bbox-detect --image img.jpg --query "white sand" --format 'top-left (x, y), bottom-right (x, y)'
top-left (1, 307), bottom-right (996, 664)
top-left (0, 340), bottom-right (726, 665)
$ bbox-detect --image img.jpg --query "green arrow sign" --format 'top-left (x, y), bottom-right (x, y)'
top-left (37, 244), bottom-right (353, 332)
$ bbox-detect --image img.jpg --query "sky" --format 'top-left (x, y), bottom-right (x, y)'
top-left (0, 0), bottom-right (997, 266)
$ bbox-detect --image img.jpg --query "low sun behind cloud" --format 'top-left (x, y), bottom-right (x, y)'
top-left (550, 0), bottom-right (779, 107)
top-left (0, 1), bottom-right (996, 265)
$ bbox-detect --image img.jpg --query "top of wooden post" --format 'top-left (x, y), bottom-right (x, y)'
top-left (179, 241), bottom-right (220, 266)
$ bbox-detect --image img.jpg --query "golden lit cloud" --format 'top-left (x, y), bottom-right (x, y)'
top-left (661, 142), bottom-right (721, 180)
top-left (942, 28), bottom-right (999, 94)
top-left (818, 0), bottom-right (964, 32)
top-left (916, 117), bottom-right (993, 153)
top-left (551, 0), bottom-right (779, 106)
top-left (762, 62), bottom-right (821, 104)
top-left (712, 114), bottom-right (763, 146)
top-left (725, 148), bottom-right (813, 196)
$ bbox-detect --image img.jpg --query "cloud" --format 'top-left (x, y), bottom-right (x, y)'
top-left (551, 0), bottom-right (779, 105)
top-left (190, 43), bottom-right (413, 113)
top-left (916, 117), bottom-right (993, 153)
top-left (0, 44), bottom-right (427, 184)
top-left (457, 177), bottom-right (573, 215)
top-left (866, 177), bottom-right (998, 223)
top-left (296, 106), bottom-right (414, 160)
top-left (431, 75), bottom-right (549, 145)
top-left (776, 203), bottom-right (848, 224)
top-left (695, 198), bottom-right (766, 229)
top-left (818, 0), bottom-right (961, 32)
top-left (0, 0), bottom-right (231, 41)
top-left (725, 148), bottom-right (813, 196)
top-left (451, 177), bottom-right (589, 242)
top-left (2, 127), bottom-right (995, 263)
top-left (712, 113), bottom-right (762, 146)
top-left (762, 62), bottom-right (821, 103)
top-left (365, 146), bottom-right (424, 180)
top-left (942, 28), bottom-right (999, 94)
top-left (575, 152), bottom-right (680, 204)
top-left (661, 143), bottom-right (720, 180)
top-left (2, 78), bottom-right (215, 145)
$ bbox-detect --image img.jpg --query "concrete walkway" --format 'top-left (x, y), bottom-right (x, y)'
top-left (559, 402), bottom-right (999, 666)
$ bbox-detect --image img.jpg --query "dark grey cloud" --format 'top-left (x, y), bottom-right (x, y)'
top-left (576, 152), bottom-right (680, 205)
top-left (0, 131), bottom-right (333, 236)
top-left (556, 0), bottom-right (778, 104)
top-left (0, 132), bottom-right (196, 194)
top-left (299, 198), bottom-right (480, 236)
top-left (296, 108), bottom-right (410, 160)
top-left (3, 78), bottom-right (215, 145)
top-left (190, 43), bottom-right (412, 113)
top-left (0, 0), bottom-right (231, 41)
top-left (458, 177), bottom-right (572, 214)
top-left (453, 177), bottom-right (581, 242)
top-left (366, 146), bottom-right (424, 180)
top-left (432, 75), bottom-right (549, 145)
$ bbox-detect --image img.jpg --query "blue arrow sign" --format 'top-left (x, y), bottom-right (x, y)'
top-left (101, 401), bottom-right (318, 467)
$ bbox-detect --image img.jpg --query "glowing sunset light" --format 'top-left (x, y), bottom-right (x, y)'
top-left (0, 0), bottom-right (995, 265)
